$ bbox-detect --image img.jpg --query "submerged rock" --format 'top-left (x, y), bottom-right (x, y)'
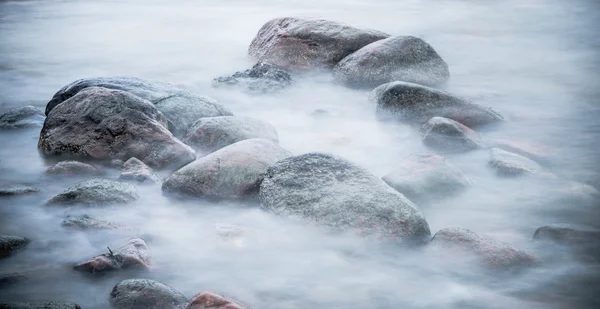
top-left (74, 238), bottom-right (150, 273)
top-left (0, 273), bottom-right (29, 287)
top-left (47, 179), bottom-right (138, 206)
top-left (333, 35), bottom-right (450, 88)
top-left (372, 81), bottom-right (503, 127)
top-left (0, 235), bottom-right (30, 258)
top-left (45, 161), bottom-right (99, 176)
top-left (0, 184), bottom-right (39, 197)
top-left (39, 87), bottom-right (196, 169)
top-left (491, 138), bottom-right (556, 165)
top-left (260, 153), bottom-right (431, 243)
top-left (488, 148), bottom-right (544, 176)
top-left (534, 224), bottom-right (600, 262)
top-left (213, 62), bottom-right (292, 93)
top-left (110, 278), bottom-right (188, 309)
top-left (61, 215), bottom-right (120, 230)
top-left (420, 117), bottom-right (482, 152)
top-left (249, 17), bottom-right (389, 71)
top-left (183, 116), bottom-right (279, 154)
top-left (0, 302), bottom-right (81, 309)
top-left (215, 223), bottom-right (256, 248)
top-left (163, 139), bottom-right (291, 200)
top-left (119, 157), bottom-right (159, 183)
top-left (382, 153), bottom-right (472, 202)
top-left (0, 106), bottom-right (45, 129)
top-left (185, 292), bottom-right (248, 309)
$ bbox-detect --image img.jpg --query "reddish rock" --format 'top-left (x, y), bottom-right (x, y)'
top-left (74, 238), bottom-right (150, 273)
top-left (420, 117), bottom-right (482, 152)
top-left (185, 292), bottom-right (247, 309)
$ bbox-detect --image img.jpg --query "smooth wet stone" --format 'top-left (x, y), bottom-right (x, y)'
top-left (0, 302), bottom-right (81, 309)
top-left (110, 279), bottom-right (188, 309)
top-left (534, 224), bottom-right (600, 262)
top-left (46, 179), bottom-right (138, 206)
top-left (119, 157), bottom-right (159, 183)
top-left (0, 235), bottom-right (30, 258)
top-left (185, 292), bottom-right (248, 309)
top-left (45, 161), bottom-right (99, 176)
top-left (260, 153), bottom-right (431, 243)
top-left (249, 17), bottom-right (389, 71)
top-left (74, 238), bottom-right (150, 273)
top-left (61, 215), bottom-right (119, 230)
top-left (183, 116), bottom-right (279, 154)
top-left (489, 148), bottom-right (544, 176)
top-left (0, 106), bottom-right (45, 129)
top-left (420, 117), bottom-right (482, 152)
top-left (333, 35), bottom-right (450, 88)
top-left (372, 81), bottom-right (503, 127)
top-left (382, 153), bottom-right (472, 202)
top-left (0, 185), bottom-right (38, 197)
top-left (491, 138), bottom-right (556, 165)
top-left (213, 62), bottom-right (292, 93)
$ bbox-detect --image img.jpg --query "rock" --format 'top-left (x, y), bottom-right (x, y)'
top-left (0, 185), bottom-right (38, 197)
top-left (185, 292), bottom-right (247, 309)
top-left (0, 302), bottom-right (81, 309)
top-left (39, 87), bottom-right (196, 169)
top-left (0, 235), bottom-right (30, 258)
top-left (489, 148), bottom-right (544, 176)
top-left (183, 116), bottom-right (279, 154)
top-left (333, 36), bottom-right (450, 88)
top-left (61, 215), bottom-right (120, 230)
top-left (110, 159), bottom-right (125, 167)
top-left (534, 224), bottom-right (600, 262)
top-left (0, 273), bottom-right (29, 287)
top-left (248, 17), bottom-right (390, 71)
top-left (259, 153), bottom-right (431, 243)
top-left (491, 138), bottom-right (556, 165)
top-left (74, 238), bottom-right (150, 273)
top-left (45, 76), bottom-right (233, 137)
top-left (213, 62), bottom-right (292, 93)
top-left (110, 279), bottom-right (188, 309)
top-left (163, 138), bottom-right (291, 200)
top-left (372, 81), bottom-right (504, 127)
top-left (46, 179), bottom-right (138, 206)
top-left (215, 223), bottom-right (256, 248)
top-left (119, 157), bottom-right (159, 183)
top-left (431, 227), bottom-right (537, 269)
top-left (420, 117), bottom-right (482, 152)
top-left (0, 106), bottom-right (45, 129)
top-left (382, 153), bottom-right (472, 202)
top-left (45, 161), bottom-right (99, 176)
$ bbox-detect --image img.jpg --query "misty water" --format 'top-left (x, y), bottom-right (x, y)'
top-left (1, 0), bottom-right (600, 308)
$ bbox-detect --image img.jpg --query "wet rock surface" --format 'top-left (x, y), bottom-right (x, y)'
top-left (110, 278), bottom-right (188, 309)
top-left (0, 184), bottom-right (39, 197)
top-left (372, 81), bottom-right (504, 127)
top-left (248, 17), bottom-right (389, 71)
top-left (61, 215), bottom-right (120, 230)
top-left (46, 179), bottom-right (138, 206)
top-left (489, 147), bottom-right (544, 176)
top-left (491, 138), bottom-right (556, 165)
top-left (213, 62), bottom-right (292, 93)
top-left (0, 235), bottom-right (30, 258)
top-left (74, 238), bottom-right (151, 273)
top-left (45, 161), bottom-right (99, 176)
top-left (0, 302), bottom-right (81, 309)
top-left (0, 273), bottom-right (29, 288)
top-left (259, 153), bottom-right (431, 242)
top-left (119, 157), bottom-right (159, 183)
top-left (534, 224), bottom-right (600, 262)
top-left (185, 292), bottom-right (247, 309)
top-left (420, 117), bottom-right (482, 152)
top-left (333, 35), bottom-right (450, 88)
top-left (163, 138), bottom-right (291, 200)
top-left (183, 116), bottom-right (279, 154)
top-left (0, 106), bottom-right (45, 129)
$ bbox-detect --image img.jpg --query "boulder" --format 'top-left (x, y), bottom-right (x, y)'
top-left (431, 227), bottom-right (537, 269)
top-left (119, 157), bottom-right (159, 183)
top-left (0, 235), bottom-right (30, 258)
top-left (248, 17), bottom-right (390, 71)
top-left (39, 87), bottom-right (196, 169)
top-left (46, 179), bottom-right (138, 206)
top-left (420, 117), bottom-right (482, 152)
top-left (491, 138), bottom-right (555, 165)
top-left (183, 116), bottom-right (279, 154)
top-left (45, 161), bottom-right (99, 176)
top-left (61, 215), bottom-right (120, 230)
top-left (110, 279), bottom-right (188, 309)
top-left (0, 184), bottom-right (38, 197)
top-left (382, 153), bottom-right (472, 202)
top-left (0, 106), bottom-right (45, 129)
top-left (213, 62), bottom-right (292, 93)
top-left (488, 148), bottom-right (544, 176)
top-left (259, 153), bottom-right (431, 243)
top-left (45, 76), bottom-right (233, 137)
top-left (163, 138), bottom-right (291, 200)
top-left (534, 224), bottom-right (600, 262)
top-left (215, 223), bottom-right (256, 248)
top-left (333, 36), bottom-right (450, 88)
top-left (0, 302), bottom-right (81, 309)
top-left (74, 238), bottom-right (150, 273)
top-left (0, 273), bottom-right (29, 287)
top-left (372, 81), bottom-right (503, 127)
top-left (185, 292), bottom-right (247, 309)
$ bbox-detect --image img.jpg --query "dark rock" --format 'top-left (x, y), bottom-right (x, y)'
top-left (0, 302), bottom-right (81, 309)
top-left (46, 179), bottom-right (138, 206)
top-left (489, 148), bottom-right (544, 176)
top-left (0, 185), bottom-right (39, 197)
top-left (213, 62), bottom-right (292, 93)
top-left (119, 157), bottom-right (159, 183)
top-left (163, 138), bottom-right (291, 200)
top-left (0, 106), bottom-right (45, 129)
top-left (534, 224), bottom-right (600, 262)
top-left (248, 17), bottom-right (390, 71)
top-left (372, 81), bottom-right (504, 127)
top-left (333, 36), bottom-right (450, 88)
top-left (39, 87), bottom-right (196, 170)
top-left (45, 76), bottom-right (233, 137)
top-left (382, 153), bottom-right (472, 202)
top-left (45, 161), bottom-right (99, 176)
top-left (0, 235), bottom-right (30, 258)
top-left (431, 227), bottom-right (537, 269)
top-left (110, 159), bottom-right (125, 168)
top-left (110, 278), bottom-right (188, 309)
top-left (0, 273), bottom-right (29, 287)
top-left (183, 116), bottom-right (279, 154)
top-left (420, 117), bottom-right (482, 152)
top-left (185, 292), bottom-right (247, 309)
top-left (74, 238), bottom-right (150, 273)
top-left (61, 215), bottom-right (120, 230)
top-left (259, 153), bottom-right (431, 243)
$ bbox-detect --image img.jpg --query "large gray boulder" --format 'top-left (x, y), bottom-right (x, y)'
top-left (259, 153), bottom-right (431, 243)
top-left (0, 106), bottom-right (45, 129)
top-left (0, 302), bottom-right (81, 309)
top-left (39, 87), bottom-right (196, 169)
top-left (489, 148), bottom-right (544, 176)
top-left (110, 279), bottom-right (188, 309)
top-left (0, 235), bottom-right (30, 258)
top-left (74, 238), bottom-right (150, 273)
top-left (248, 17), bottom-right (390, 71)
top-left (372, 81), bottom-right (503, 127)
top-left (163, 138), bottom-right (291, 200)
top-left (333, 36), bottom-right (450, 88)
top-left (183, 116), bottom-right (279, 154)
top-left (45, 76), bottom-right (233, 137)
top-left (420, 117), bottom-right (482, 152)
top-left (46, 179), bottom-right (138, 206)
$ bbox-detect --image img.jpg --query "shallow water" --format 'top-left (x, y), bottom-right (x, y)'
top-left (1, 0), bottom-right (599, 308)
